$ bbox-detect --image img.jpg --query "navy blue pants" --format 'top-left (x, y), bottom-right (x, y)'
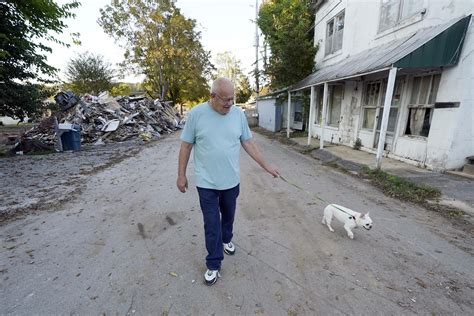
top-left (197, 184), bottom-right (240, 270)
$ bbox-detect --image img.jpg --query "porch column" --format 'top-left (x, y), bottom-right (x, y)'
top-left (286, 91), bottom-right (291, 138)
top-left (320, 82), bottom-right (328, 149)
top-left (375, 67), bottom-right (398, 169)
top-left (307, 85), bottom-right (315, 146)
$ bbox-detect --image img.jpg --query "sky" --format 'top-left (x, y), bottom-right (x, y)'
top-left (47, 0), bottom-right (260, 84)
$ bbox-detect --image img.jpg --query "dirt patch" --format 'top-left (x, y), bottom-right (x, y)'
top-left (0, 139), bottom-right (156, 224)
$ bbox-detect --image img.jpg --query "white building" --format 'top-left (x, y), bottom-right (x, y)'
top-left (288, 0), bottom-right (473, 171)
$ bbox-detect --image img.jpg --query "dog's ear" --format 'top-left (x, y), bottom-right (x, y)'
top-left (360, 213), bottom-right (365, 218)
top-left (366, 212), bottom-right (370, 217)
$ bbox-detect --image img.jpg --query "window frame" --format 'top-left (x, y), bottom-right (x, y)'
top-left (361, 78), bottom-right (404, 134)
top-left (404, 73), bottom-right (441, 138)
top-left (327, 84), bottom-right (344, 127)
top-left (312, 84), bottom-right (343, 127)
top-left (361, 81), bottom-right (383, 131)
top-left (313, 85), bottom-right (324, 125)
top-left (325, 10), bottom-right (345, 56)
top-left (378, 0), bottom-right (422, 33)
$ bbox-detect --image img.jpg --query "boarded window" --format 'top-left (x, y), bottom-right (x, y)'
top-left (379, 0), bottom-right (422, 33)
top-left (405, 74), bottom-right (441, 137)
top-left (325, 11), bottom-right (344, 56)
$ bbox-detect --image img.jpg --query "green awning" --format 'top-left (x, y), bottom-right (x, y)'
top-left (395, 15), bottom-right (471, 68)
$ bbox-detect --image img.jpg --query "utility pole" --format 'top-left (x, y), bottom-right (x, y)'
top-left (254, 0), bottom-right (259, 99)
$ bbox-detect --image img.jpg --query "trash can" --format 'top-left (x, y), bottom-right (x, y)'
top-left (60, 124), bottom-right (81, 151)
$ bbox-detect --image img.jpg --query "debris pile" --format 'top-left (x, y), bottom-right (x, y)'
top-left (15, 92), bottom-right (183, 152)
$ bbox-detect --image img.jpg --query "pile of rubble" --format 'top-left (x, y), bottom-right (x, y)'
top-left (14, 92), bottom-right (183, 152)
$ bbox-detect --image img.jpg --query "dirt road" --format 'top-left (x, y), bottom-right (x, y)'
top-left (1, 132), bottom-right (473, 315)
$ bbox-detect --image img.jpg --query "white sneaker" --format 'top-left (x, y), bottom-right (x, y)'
top-left (204, 269), bottom-right (220, 285)
top-left (223, 241), bottom-right (235, 255)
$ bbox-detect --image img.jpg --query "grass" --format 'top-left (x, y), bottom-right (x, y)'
top-left (25, 149), bottom-right (56, 156)
top-left (290, 130), bottom-right (308, 138)
top-left (251, 126), bottom-right (319, 154)
top-left (362, 166), bottom-right (441, 203)
top-left (322, 160), bottom-right (347, 173)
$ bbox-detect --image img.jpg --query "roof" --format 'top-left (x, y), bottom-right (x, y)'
top-left (290, 15), bottom-right (471, 91)
top-left (256, 87), bottom-right (289, 100)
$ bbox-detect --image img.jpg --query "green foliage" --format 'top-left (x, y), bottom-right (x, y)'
top-left (214, 51), bottom-right (252, 103)
top-left (110, 83), bottom-right (133, 96)
top-left (236, 75), bottom-right (252, 103)
top-left (64, 52), bottom-right (115, 95)
top-left (353, 138), bottom-right (362, 150)
top-left (0, 0), bottom-right (80, 119)
top-left (363, 167), bottom-right (441, 203)
top-left (98, 0), bottom-right (214, 105)
top-left (257, 0), bottom-right (317, 89)
top-left (0, 82), bottom-right (56, 121)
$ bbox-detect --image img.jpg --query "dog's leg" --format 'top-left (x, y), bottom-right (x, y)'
top-left (344, 223), bottom-right (354, 239)
top-left (325, 214), bottom-right (334, 232)
top-left (321, 215), bottom-right (326, 225)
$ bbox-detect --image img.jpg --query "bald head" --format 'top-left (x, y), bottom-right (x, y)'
top-left (211, 77), bottom-right (234, 95)
top-left (210, 77), bottom-right (235, 115)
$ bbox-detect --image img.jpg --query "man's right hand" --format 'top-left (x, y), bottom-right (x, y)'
top-left (177, 175), bottom-right (188, 193)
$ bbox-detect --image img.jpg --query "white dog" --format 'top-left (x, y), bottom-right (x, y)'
top-left (322, 204), bottom-right (373, 239)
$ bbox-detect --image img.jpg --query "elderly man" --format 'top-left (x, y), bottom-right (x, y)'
top-left (177, 77), bottom-right (279, 285)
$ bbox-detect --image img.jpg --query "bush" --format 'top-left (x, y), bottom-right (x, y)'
top-left (353, 138), bottom-right (362, 150)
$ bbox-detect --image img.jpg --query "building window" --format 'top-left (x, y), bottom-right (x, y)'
top-left (328, 85), bottom-right (343, 126)
top-left (362, 82), bottom-right (381, 130)
top-left (314, 86), bottom-right (324, 125)
top-left (379, 0), bottom-right (422, 33)
top-left (362, 79), bottom-right (404, 132)
top-left (313, 85), bottom-right (343, 126)
top-left (405, 74), bottom-right (441, 137)
top-left (325, 10), bottom-right (344, 56)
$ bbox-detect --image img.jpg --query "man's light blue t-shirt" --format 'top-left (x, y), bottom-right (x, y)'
top-left (180, 102), bottom-right (253, 190)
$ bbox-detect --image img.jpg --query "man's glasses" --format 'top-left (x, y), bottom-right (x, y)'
top-left (214, 93), bottom-right (234, 104)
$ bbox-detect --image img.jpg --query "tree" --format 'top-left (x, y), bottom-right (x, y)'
top-left (98, 0), bottom-right (214, 106)
top-left (214, 51), bottom-right (252, 103)
top-left (64, 52), bottom-right (115, 95)
top-left (257, 0), bottom-right (317, 89)
top-left (236, 75), bottom-right (252, 104)
top-left (0, 0), bottom-right (80, 120)
top-left (110, 83), bottom-right (133, 96)
top-left (214, 52), bottom-right (241, 81)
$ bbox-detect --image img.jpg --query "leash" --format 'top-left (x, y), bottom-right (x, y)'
top-left (279, 175), bottom-right (356, 220)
